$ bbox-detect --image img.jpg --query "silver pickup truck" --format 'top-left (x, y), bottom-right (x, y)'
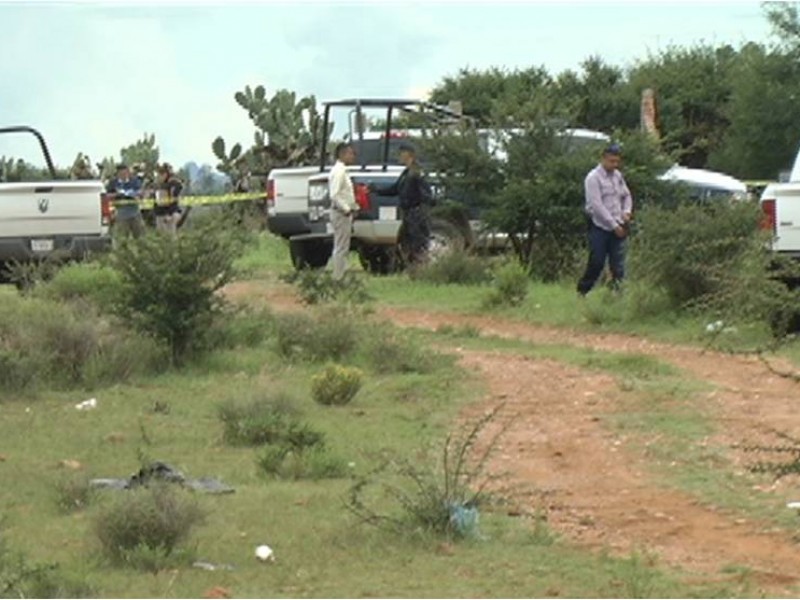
top-left (0, 126), bottom-right (111, 278)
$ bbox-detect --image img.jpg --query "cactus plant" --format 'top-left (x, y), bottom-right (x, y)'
top-left (213, 87), bottom-right (333, 187)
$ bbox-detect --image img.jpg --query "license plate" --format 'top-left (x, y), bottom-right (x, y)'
top-left (325, 222), bottom-right (334, 235)
top-left (379, 206), bottom-right (397, 220)
top-left (31, 239), bottom-right (54, 252)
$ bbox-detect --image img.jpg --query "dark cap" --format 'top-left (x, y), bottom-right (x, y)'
top-left (603, 143), bottom-right (622, 156)
top-left (116, 163), bottom-right (129, 172)
top-left (398, 142), bottom-right (416, 154)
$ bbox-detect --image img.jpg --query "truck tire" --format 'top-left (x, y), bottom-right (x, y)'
top-left (358, 245), bottom-right (398, 275)
top-left (290, 239), bottom-right (330, 270)
top-left (427, 218), bottom-right (466, 262)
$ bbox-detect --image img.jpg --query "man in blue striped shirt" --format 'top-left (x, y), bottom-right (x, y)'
top-left (577, 144), bottom-right (633, 296)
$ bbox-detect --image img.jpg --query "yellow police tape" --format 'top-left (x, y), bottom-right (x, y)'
top-left (112, 192), bottom-right (266, 211)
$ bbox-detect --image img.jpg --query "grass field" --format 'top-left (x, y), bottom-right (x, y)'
top-left (0, 233), bottom-right (796, 597)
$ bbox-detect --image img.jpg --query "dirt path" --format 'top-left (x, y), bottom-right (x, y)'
top-left (379, 307), bottom-right (800, 590)
top-left (241, 282), bottom-right (800, 590)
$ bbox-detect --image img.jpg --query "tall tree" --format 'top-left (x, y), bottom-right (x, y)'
top-left (708, 42), bottom-right (800, 179)
top-left (627, 44), bottom-right (738, 168)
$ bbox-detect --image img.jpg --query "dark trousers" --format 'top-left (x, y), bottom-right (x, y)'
top-left (577, 223), bottom-right (625, 295)
top-left (399, 206), bottom-right (431, 264)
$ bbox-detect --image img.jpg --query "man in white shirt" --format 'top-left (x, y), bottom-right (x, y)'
top-left (329, 143), bottom-right (359, 280)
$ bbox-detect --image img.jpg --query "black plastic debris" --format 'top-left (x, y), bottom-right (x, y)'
top-left (90, 461), bottom-right (235, 494)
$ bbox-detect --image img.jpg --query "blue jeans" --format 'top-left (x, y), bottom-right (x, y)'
top-left (577, 223), bottom-right (625, 295)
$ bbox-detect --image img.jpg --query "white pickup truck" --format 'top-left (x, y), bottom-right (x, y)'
top-left (761, 150), bottom-right (800, 259)
top-left (0, 126), bottom-right (111, 278)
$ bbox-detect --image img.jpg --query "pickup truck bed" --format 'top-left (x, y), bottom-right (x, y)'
top-left (0, 127), bottom-right (111, 271)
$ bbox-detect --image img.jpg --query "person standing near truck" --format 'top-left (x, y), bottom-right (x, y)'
top-left (329, 143), bottom-right (359, 280)
top-left (153, 163), bottom-right (183, 236)
top-left (577, 144), bottom-right (633, 296)
top-left (107, 164), bottom-right (146, 239)
top-left (372, 142), bottom-right (433, 266)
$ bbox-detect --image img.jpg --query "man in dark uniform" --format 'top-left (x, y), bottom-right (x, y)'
top-left (371, 142), bottom-right (433, 266)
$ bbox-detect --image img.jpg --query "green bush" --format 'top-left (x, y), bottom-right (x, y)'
top-left (361, 328), bottom-right (443, 374)
top-left (409, 251), bottom-right (492, 285)
top-left (208, 305), bottom-right (275, 350)
top-left (36, 262), bottom-right (124, 309)
top-left (311, 364), bottom-right (363, 406)
top-left (53, 474), bottom-right (95, 514)
top-left (93, 484), bottom-right (205, 571)
top-left (109, 220), bottom-right (251, 365)
top-left (256, 444), bottom-right (347, 480)
top-left (628, 201), bottom-right (766, 309)
top-left (285, 269), bottom-right (373, 305)
top-left (217, 393), bottom-right (325, 448)
top-left (274, 308), bottom-right (360, 362)
top-left (346, 406), bottom-right (504, 539)
top-left (483, 260), bottom-right (530, 308)
top-left (0, 295), bottom-right (166, 393)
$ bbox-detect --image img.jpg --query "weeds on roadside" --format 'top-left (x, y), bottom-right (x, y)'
top-left (283, 269), bottom-right (373, 305)
top-left (735, 429), bottom-right (800, 478)
top-left (482, 260), bottom-right (529, 309)
top-left (345, 404), bottom-right (509, 539)
top-left (274, 308), bottom-right (360, 362)
top-left (409, 251), bottom-right (492, 286)
top-left (360, 327), bottom-right (445, 374)
top-left (435, 324), bottom-right (481, 339)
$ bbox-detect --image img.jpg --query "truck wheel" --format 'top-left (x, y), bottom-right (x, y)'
top-left (358, 246), bottom-right (398, 275)
top-left (427, 218), bottom-right (466, 262)
top-left (290, 239), bottom-right (330, 270)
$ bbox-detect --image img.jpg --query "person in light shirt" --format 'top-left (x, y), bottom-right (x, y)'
top-left (577, 143), bottom-right (633, 296)
top-left (328, 143), bottom-right (359, 280)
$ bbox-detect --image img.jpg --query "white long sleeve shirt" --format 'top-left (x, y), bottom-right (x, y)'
top-left (329, 160), bottom-right (358, 213)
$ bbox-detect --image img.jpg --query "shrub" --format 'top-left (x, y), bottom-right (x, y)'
top-left (256, 444), bottom-right (347, 481)
top-left (482, 260), bottom-right (529, 308)
top-left (109, 219), bottom-right (251, 365)
top-left (346, 405), bottom-right (506, 539)
top-left (93, 484), bottom-right (205, 571)
top-left (217, 393), bottom-right (323, 448)
top-left (409, 251), bottom-right (492, 285)
top-left (53, 474), bottom-right (95, 514)
top-left (286, 269), bottom-right (372, 305)
top-left (36, 262), bottom-right (124, 310)
top-left (628, 201), bottom-right (766, 309)
top-left (312, 364), bottom-right (363, 406)
top-left (208, 305), bottom-right (275, 350)
top-left (0, 294), bottom-right (166, 393)
top-left (361, 328), bottom-right (442, 374)
top-left (2, 254), bottom-right (64, 292)
top-left (274, 308), bottom-right (360, 362)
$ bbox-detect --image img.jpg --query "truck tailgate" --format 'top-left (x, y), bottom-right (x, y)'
top-left (0, 181), bottom-right (104, 238)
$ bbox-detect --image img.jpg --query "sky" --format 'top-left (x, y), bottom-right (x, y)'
top-left (0, 0), bottom-right (774, 170)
